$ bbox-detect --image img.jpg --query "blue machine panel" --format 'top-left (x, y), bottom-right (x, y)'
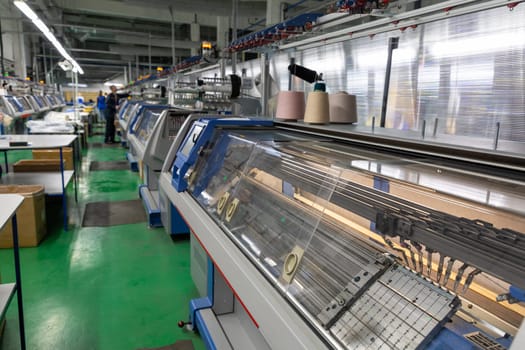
top-left (118, 100), bottom-right (131, 120)
top-left (428, 315), bottom-right (513, 349)
top-left (510, 285), bottom-right (525, 303)
top-left (171, 118), bottom-right (273, 192)
top-left (32, 96), bottom-right (44, 108)
top-left (6, 96), bottom-right (23, 112)
top-left (129, 104), bottom-right (168, 135)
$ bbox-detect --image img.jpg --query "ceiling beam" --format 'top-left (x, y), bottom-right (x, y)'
top-left (123, 0), bottom-right (267, 17)
top-left (107, 45), bottom-right (189, 57)
top-left (68, 46), bottom-right (191, 58)
top-left (54, 0), bottom-right (262, 27)
top-left (69, 48), bottom-right (120, 55)
top-left (36, 54), bottom-right (170, 66)
top-left (55, 0), bottom-right (211, 26)
top-left (58, 17), bottom-right (178, 37)
top-left (83, 34), bottom-right (200, 50)
top-left (56, 22), bottom-right (182, 43)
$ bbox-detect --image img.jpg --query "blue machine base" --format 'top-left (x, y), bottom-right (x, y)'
top-left (427, 315), bottom-right (512, 349)
top-left (510, 285), bottom-right (525, 303)
top-left (147, 212), bottom-right (162, 227)
top-left (126, 152), bottom-right (138, 172)
top-left (139, 185), bottom-right (162, 228)
top-left (189, 297), bottom-right (216, 350)
top-left (169, 203), bottom-right (190, 236)
top-left (187, 300), bottom-right (513, 350)
top-left (147, 214), bottom-right (162, 228)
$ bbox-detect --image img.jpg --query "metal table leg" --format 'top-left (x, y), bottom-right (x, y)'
top-left (59, 147), bottom-right (67, 231)
top-left (11, 215), bottom-right (26, 350)
top-left (3, 151), bottom-right (8, 174)
top-left (73, 139), bottom-right (78, 203)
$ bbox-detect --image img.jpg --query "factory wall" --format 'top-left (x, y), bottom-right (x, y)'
top-left (62, 86), bottom-right (109, 103)
top-left (62, 89), bottom-right (98, 103)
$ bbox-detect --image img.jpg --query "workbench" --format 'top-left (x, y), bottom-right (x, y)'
top-left (0, 134), bottom-right (78, 231)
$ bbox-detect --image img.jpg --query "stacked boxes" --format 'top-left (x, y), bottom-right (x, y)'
top-left (0, 185), bottom-right (47, 248)
top-left (32, 147), bottom-right (74, 170)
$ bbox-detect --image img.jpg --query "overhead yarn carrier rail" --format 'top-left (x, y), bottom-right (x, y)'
top-left (228, 13), bottom-right (323, 52)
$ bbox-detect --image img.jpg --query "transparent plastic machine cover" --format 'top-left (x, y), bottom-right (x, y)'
top-left (134, 109), bottom-right (163, 145)
top-left (118, 99), bottom-right (130, 119)
top-left (122, 103), bottom-right (140, 124)
top-left (36, 96), bottom-right (48, 108)
top-left (6, 96), bottom-right (21, 112)
top-left (46, 95), bottom-right (57, 106)
top-left (183, 127), bottom-right (467, 350)
top-left (56, 95), bottom-right (65, 104)
top-left (18, 97), bottom-right (32, 111)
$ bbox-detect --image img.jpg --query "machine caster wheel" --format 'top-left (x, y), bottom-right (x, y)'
top-left (177, 320), bottom-right (192, 328)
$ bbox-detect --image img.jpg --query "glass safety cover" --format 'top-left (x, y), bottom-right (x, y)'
top-left (17, 97), bottom-right (32, 111)
top-left (6, 97), bottom-right (22, 112)
top-left (135, 109), bottom-right (163, 145)
top-left (187, 127), bottom-right (462, 349)
top-left (123, 104), bottom-right (140, 124)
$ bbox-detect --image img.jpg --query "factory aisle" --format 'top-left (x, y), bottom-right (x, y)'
top-left (0, 128), bottom-right (205, 350)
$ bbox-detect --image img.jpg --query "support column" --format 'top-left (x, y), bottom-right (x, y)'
top-left (42, 44), bottom-right (48, 82)
top-left (1, 12), bottom-right (29, 79)
top-left (169, 6), bottom-right (176, 67)
top-left (13, 18), bottom-right (26, 79)
top-left (0, 18), bottom-right (5, 77)
top-left (260, 53), bottom-right (270, 116)
top-left (216, 16), bottom-right (229, 51)
top-left (190, 20), bottom-right (200, 56)
top-left (135, 54), bottom-right (139, 78)
top-left (148, 33), bottom-right (152, 75)
top-left (49, 54), bottom-right (54, 84)
top-left (231, 0), bottom-right (238, 74)
top-left (266, 0), bottom-right (284, 26)
top-left (168, 75), bottom-right (174, 106)
top-left (32, 39), bottom-right (39, 82)
top-left (220, 58), bottom-right (226, 79)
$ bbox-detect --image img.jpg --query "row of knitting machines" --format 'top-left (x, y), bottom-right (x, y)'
top-left (117, 97), bottom-right (525, 350)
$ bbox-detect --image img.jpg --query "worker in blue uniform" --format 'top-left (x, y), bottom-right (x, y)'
top-left (96, 90), bottom-right (106, 123)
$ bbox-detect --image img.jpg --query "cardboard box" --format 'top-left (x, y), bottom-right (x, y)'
top-left (32, 148), bottom-right (74, 170)
top-left (13, 159), bottom-right (67, 172)
top-left (0, 185), bottom-right (47, 248)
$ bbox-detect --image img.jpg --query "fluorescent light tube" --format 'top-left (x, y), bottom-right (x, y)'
top-left (104, 82), bottom-right (123, 87)
top-left (33, 18), bottom-right (50, 34)
top-left (13, 0), bottom-right (84, 75)
top-left (67, 83), bottom-right (88, 88)
top-left (13, 0), bottom-right (37, 20)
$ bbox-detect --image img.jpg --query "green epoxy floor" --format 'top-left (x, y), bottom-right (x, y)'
top-left (0, 131), bottom-right (205, 350)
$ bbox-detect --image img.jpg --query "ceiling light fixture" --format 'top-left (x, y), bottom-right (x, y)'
top-left (67, 82), bottom-right (88, 88)
top-left (103, 82), bottom-right (123, 87)
top-left (13, 0), bottom-right (84, 75)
